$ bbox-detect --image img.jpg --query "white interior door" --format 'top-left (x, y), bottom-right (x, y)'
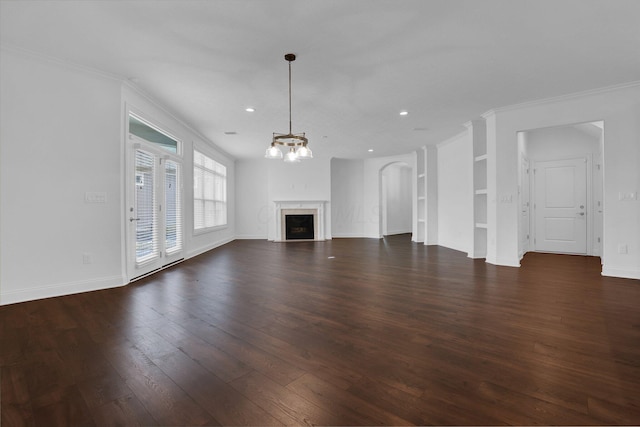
top-left (533, 158), bottom-right (587, 254)
top-left (127, 142), bottom-right (183, 280)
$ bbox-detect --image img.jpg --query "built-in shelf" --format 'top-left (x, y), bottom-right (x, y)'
top-left (470, 120), bottom-right (488, 259)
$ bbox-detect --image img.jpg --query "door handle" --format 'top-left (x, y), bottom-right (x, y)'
top-left (129, 217), bottom-right (140, 222)
top-left (578, 212), bottom-right (585, 216)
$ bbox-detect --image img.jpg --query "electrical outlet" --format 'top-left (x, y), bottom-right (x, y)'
top-left (618, 244), bottom-right (628, 254)
top-left (82, 253), bottom-right (92, 264)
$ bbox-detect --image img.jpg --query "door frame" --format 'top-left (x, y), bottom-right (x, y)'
top-left (530, 154), bottom-right (593, 255)
top-left (378, 161), bottom-right (413, 238)
top-left (124, 110), bottom-right (184, 282)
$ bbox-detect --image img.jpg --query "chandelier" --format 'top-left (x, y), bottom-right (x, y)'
top-left (265, 53), bottom-right (312, 162)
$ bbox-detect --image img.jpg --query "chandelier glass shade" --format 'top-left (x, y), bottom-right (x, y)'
top-left (265, 53), bottom-right (312, 162)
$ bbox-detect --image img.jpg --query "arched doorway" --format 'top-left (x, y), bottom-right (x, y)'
top-left (379, 162), bottom-right (412, 237)
top-left (517, 121), bottom-right (604, 258)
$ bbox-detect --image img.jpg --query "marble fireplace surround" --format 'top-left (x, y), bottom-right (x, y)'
top-left (273, 200), bottom-right (328, 242)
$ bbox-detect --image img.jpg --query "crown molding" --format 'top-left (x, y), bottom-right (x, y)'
top-left (436, 129), bottom-right (468, 148)
top-left (463, 118), bottom-right (487, 128)
top-left (483, 80), bottom-right (640, 116)
top-left (1, 42), bottom-right (123, 82)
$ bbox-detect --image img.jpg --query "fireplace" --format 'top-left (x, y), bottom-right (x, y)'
top-left (285, 214), bottom-right (314, 240)
top-left (273, 200), bottom-right (328, 242)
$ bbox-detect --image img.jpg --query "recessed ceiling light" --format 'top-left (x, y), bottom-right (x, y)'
top-left (245, 107), bottom-right (255, 112)
top-left (224, 131), bottom-right (237, 135)
top-left (368, 149), bottom-right (374, 152)
top-left (399, 111), bottom-right (409, 116)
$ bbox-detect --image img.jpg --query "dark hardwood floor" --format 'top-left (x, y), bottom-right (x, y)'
top-left (2, 234), bottom-right (640, 426)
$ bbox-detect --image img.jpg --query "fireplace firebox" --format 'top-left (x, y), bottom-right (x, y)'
top-left (285, 214), bottom-right (315, 240)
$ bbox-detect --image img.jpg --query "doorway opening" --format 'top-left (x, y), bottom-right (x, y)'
top-left (379, 162), bottom-right (412, 237)
top-left (518, 121), bottom-right (604, 259)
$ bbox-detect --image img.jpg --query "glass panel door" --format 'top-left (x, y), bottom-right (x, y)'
top-left (127, 142), bottom-right (183, 281)
top-left (134, 148), bottom-right (159, 265)
top-left (165, 160), bottom-right (182, 255)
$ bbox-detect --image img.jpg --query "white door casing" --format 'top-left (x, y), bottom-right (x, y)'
top-left (520, 157), bottom-right (530, 256)
top-left (533, 158), bottom-right (587, 254)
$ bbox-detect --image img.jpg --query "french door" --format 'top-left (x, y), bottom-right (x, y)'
top-left (127, 140), bottom-right (183, 280)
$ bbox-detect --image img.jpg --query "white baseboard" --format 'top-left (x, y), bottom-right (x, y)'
top-left (234, 234), bottom-right (268, 240)
top-left (602, 266), bottom-right (640, 280)
top-left (186, 236), bottom-right (235, 260)
top-left (0, 275), bottom-right (126, 306)
top-left (486, 255), bottom-right (521, 267)
top-left (331, 233), bottom-right (365, 238)
top-left (385, 229), bottom-right (412, 236)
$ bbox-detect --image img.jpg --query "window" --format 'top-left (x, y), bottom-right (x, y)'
top-left (194, 149), bottom-right (227, 230)
top-left (129, 113), bottom-right (179, 153)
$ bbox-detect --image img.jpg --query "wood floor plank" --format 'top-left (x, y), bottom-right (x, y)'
top-left (2, 235), bottom-right (640, 425)
top-left (88, 394), bottom-right (158, 427)
top-left (1, 365), bottom-right (36, 427)
top-left (287, 372), bottom-right (414, 425)
top-left (229, 370), bottom-right (340, 426)
top-left (151, 350), bottom-right (281, 426)
top-left (103, 342), bottom-right (214, 426)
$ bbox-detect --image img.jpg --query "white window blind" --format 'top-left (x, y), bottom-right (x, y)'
top-left (194, 150), bottom-right (227, 230)
top-left (165, 160), bottom-right (182, 254)
top-left (135, 149), bottom-right (159, 264)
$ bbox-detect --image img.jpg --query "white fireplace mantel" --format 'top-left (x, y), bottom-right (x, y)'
top-left (273, 200), bottom-right (328, 242)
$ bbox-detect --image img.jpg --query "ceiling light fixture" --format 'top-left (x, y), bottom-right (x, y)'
top-left (245, 107), bottom-right (255, 112)
top-left (265, 53), bottom-right (312, 162)
top-left (399, 110), bottom-right (409, 116)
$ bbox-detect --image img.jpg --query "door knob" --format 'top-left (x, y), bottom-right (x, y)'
top-left (578, 212), bottom-right (585, 216)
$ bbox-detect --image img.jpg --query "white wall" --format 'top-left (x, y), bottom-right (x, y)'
top-left (0, 48), bottom-right (237, 305)
top-left (267, 158), bottom-right (332, 240)
top-left (330, 158), bottom-right (365, 238)
top-left (234, 157), bottom-right (332, 241)
top-left (525, 125), bottom-right (599, 161)
top-left (437, 132), bottom-right (473, 253)
top-left (235, 159), bottom-right (269, 239)
top-left (1, 48), bottom-right (124, 304)
top-left (382, 164), bottom-right (412, 235)
top-left (486, 82), bottom-right (640, 279)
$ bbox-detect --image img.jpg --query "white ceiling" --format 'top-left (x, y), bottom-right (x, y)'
top-left (1, 0), bottom-right (639, 159)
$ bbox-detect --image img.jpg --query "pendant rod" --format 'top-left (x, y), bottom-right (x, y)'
top-left (288, 58), bottom-right (292, 135)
